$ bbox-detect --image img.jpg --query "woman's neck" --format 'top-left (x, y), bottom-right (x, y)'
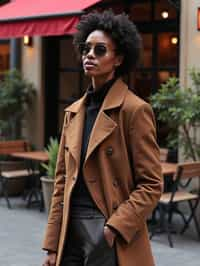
top-left (92, 73), bottom-right (115, 91)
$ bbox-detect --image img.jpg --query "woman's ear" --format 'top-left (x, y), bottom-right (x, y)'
top-left (115, 55), bottom-right (124, 67)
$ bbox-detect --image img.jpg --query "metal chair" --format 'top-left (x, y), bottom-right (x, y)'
top-left (151, 161), bottom-right (200, 247)
top-left (0, 140), bottom-right (33, 208)
top-left (160, 148), bottom-right (169, 162)
top-left (149, 148), bottom-right (169, 224)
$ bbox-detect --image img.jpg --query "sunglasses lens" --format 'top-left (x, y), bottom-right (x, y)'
top-left (79, 43), bottom-right (90, 55)
top-left (94, 45), bottom-right (107, 56)
top-left (79, 43), bottom-right (107, 57)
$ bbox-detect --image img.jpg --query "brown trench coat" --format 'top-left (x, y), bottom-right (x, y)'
top-left (42, 78), bottom-right (163, 266)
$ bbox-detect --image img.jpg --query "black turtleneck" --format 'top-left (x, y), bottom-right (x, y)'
top-left (70, 78), bottom-right (116, 217)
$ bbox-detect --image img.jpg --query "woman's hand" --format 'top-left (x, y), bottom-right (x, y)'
top-left (42, 252), bottom-right (57, 266)
top-left (103, 225), bottom-right (117, 247)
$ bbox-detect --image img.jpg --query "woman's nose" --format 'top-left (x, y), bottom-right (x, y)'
top-left (87, 47), bottom-right (95, 58)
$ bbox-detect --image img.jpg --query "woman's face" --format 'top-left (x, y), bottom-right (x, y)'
top-left (81, 30), bottom-right (122, 81)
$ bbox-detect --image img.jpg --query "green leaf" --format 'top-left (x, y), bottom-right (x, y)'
top-left (150, 68), bottom-right (200, 160)
top-left (41, 137), bottom-right (59, 178)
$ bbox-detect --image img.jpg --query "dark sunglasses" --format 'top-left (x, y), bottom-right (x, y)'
top-left (78, 42), bottom-right (113, 57)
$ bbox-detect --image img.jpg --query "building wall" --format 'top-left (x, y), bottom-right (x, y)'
top-left (180, 0), bottom-right (200, 87)
top-left (179, 0), bottom-right (200, 160)
top-left (21, 37), bottom-right (44, 149)
top-left (179, 1), bottom-right (200, 212)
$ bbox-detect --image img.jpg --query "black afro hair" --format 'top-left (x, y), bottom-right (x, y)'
top-left (73, 9), bottom-right (142, 77)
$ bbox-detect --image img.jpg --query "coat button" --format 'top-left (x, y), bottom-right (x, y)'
top-left (106, 146), bottom-right (113, 156)
top-left (60, 201), bottom-right (64, 207)
top-left (113, 178), bottom-right (119, 187)
top-left (64, 146), bottom-right (69, 151)
top-left (72, 176), bottom-right (76, 181)
top-left (113, 202), bottom-right (118, 210)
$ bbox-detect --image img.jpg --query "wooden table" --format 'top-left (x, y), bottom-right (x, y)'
top-left (10, 151), bottom-right (49, 211)
top-left (11, 152), bottom-right (177, 175)
top-left (11, 151), bottom-right (48, 162)
top-left (161, 162), bottom-right (177, 175)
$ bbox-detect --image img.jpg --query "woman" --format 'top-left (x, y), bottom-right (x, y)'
top-left (42, 10), bottom-right (163, 266)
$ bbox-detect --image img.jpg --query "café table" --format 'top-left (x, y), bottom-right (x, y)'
top-left (10, 150), bottom-right (177, 210)
top-left (161, 162), bottom-right (177, 176)
top-left (11, 150), bottom-right (48, 162)
top-left (149, 162), bottom-right (177, 231)
top-left (11, 153), bottom-right (177, 173)
top-left (10, 151), bottom-right (49, 211)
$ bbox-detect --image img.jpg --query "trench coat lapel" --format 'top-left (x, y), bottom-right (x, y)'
top-left (85, 79), bottom-right (127, 162)
top-left (64, 96), bottom-right (86, 172)
top-left (64, 79), bottom-right (128, 168)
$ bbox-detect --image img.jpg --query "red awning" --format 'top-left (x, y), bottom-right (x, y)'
top-left (0, 0), bottom-right (102, 38)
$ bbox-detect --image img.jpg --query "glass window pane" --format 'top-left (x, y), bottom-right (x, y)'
top-left (140, 33), bottom-right (153, 67)
top-left (0, 42), bottom-right (10, 79)
top-left (59, 72), bottom-right (80, 100)
top-left (155, 0), bottom-right (177, 21)
top-left (131, 71), bottom-right (153, 100)
top-left (129, 1), bottom-right (151, 22)
top-left (157, 71), bottom-right (176, 89)
top-left (60, 38), bottom-right (79, 68)
top-left (58, 103), bottom-right (66, 134)
top-left (157, 33), bottom-right (178, 67)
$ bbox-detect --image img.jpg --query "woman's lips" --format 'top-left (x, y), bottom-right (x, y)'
top-left (84, 62), bottom-right (96, 70)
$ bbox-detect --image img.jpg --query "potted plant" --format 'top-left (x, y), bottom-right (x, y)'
top-left (40, 137), bottom-right (59, 213)
top-left (150, 67), bottom-right (200, 161)
top-left (0, 69), bottom-right (36, 140)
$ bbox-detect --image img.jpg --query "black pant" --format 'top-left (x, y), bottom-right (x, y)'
top-left (61, 214), bottom-right (117, 266)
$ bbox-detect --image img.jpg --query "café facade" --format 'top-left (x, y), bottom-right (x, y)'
top-left (0, 0), bottom-right (199, 149)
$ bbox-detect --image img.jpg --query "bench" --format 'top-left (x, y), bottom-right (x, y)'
top-left (0, 140), bottom-right (33, 208)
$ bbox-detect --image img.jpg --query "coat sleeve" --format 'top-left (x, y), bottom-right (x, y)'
top-left (42, 113), bottom-right (68, 252)
top-left (106, 103), bottom-right (163, 244)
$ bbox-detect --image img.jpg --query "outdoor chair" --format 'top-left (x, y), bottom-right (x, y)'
top-left (150, 161), bottom-right (200, 247)
top-left (149, 148), bottom-right (169, 225)
top-left (160, 148), bottom-right (169, 162)
top-left (0, 140), bottom-right (35, 208)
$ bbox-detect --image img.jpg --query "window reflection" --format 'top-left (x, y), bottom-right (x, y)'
top-left (157, 71), bottom-right (176, 89)
top-left (155, 0), bottom-right (177, 20)
top-left (0, 42), bottom-right (10, 80)
top-left (129, 1), bottom-right (151, 22)
top-left (131, 71), bottom-right (153, 101)
top-left (140, 33), bottom-right (153, 67)
top-left (157, 33), bottom-right (178, 67)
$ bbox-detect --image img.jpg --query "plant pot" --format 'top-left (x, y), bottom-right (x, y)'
top-left (40, 176), bottom-right (54, 213)
top-left (0, 160), bottom-right (26, 196)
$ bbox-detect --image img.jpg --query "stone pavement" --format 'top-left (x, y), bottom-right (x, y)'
top-left (0, 197), bottom-right (199, 266)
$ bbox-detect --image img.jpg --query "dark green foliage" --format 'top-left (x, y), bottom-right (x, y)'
top-left (41, 137), bottom-right (59, 179)
top-left (0, 69), bottom-right (36, 139)
top-left (151, 68), bottom-right (200, 161)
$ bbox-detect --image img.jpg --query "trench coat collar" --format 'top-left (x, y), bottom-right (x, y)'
top-left (64, 78), bottom-right (128, 168)
top-left (64, 78), bottom-right (128, 113)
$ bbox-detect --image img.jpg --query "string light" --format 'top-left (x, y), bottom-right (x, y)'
top-left (171, 37), bottom-right (178, 45)
top-left (161, 11), bottom-right (169, 19)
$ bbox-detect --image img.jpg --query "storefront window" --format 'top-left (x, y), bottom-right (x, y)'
top-left (60, 38), bottom-right (78, 69)
top-left (0, 41), bottom-right (10, 79)
top-left (129, 1), bottom-right (152, 22)
top-left (58, 38), bottom-right (82, 132)
top-left (140, 33), bottom-right (153, 67)
top-left (157, 33), bottom-right (178, 67)
top-left (131, 71), bottom-right (153, 100)
top-left (157, 71), bottom-right (176, 89)
top-left (155, 0), bottom-right (177, 21)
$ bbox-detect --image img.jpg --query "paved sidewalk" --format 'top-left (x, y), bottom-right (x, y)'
top-left (0, 197), bottom-right (199, 266)
top-left (0, 198), bottom-right (46, 266)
